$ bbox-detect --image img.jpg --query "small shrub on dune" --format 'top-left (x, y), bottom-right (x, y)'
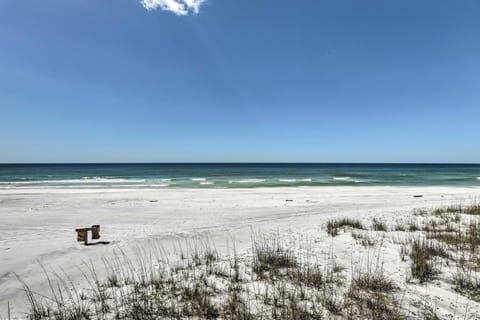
top-left (432, 203), bottom-right (480, 216)
top-left (288, 263), bottom-right (343, 289)
top-left (352, 272), bottom-right (396, 293)
top-left (427, 221), bottom-right (480, 254)
top-left (408, 222), bottom-right (421, 232)
top-left (269, 284), bottom-right (323, 320)
top-left (453, 267), bottom-right (480, 302)
top-left (326, 218), bottom-right (364, 236)
top-left (372, 217), bottom-right (388, 232)
top-left (222, 286), bottom-right (256, 320)
top-left (344, 262), bottom-right (403, 319)
top-left (351, 231), bottom-right (377, 247)
top-left (422, 306), bottom-right (441, 320)
top-left (467, 221), bottom-right (480, 252)
top-left (180, 282), bottom-right (220, 319)
top-left (463, 204), bottom-right (480, 215)
top-left (409, 239), bottom-right (449, 282)
top-left (345, 277), bottom-right (402, 319)
top-left (252, 236), bottom-right (298, 280)
top-left (344, 285), bottom-right (404, 320)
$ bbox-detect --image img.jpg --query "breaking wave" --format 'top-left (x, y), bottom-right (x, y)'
top-left (333, 177), bottom-right (351, 181)
top-left (229, 179), bottom-right (266, 184)
top-left (278, 178), bottom-right (312, 183)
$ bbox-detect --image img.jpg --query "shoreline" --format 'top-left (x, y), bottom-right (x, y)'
top-left (1, 184), bottom-right (480, 193)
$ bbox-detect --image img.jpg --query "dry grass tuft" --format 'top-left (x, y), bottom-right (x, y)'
top-left (372, 217), bottom-right (388, 232)
top-left (252, 235), bottom-right (298, 280)
top-left (408, 239), bottom-right (449, 282)
top-left (326, 218), bottom-right (364, 236)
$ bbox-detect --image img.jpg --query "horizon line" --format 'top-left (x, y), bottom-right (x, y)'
top-left (1, 162), bottom-right (479, 165)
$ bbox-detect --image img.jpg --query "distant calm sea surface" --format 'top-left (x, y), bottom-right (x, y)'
top-left (0, 164), bottom-right (479, 189)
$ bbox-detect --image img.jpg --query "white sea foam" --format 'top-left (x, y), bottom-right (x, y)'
top-left (0, 178), bottom-right (147, 186)
top-left (81, 176), bottom-right (133, 181)
top-left (200, 182), bottom-right (214, 185)
top-left (477, 177), bottom-right (480, 180)
top-left (0, 181), bottom-right (30, 185)
top-left (80, 178), bottom-right (146, 184)
top-left (333, 177), bottom-right (351, 181)
top-left (229, 179), bottom-right (266, 184)
top-left (191, 178), bottom-right (206, 181)
top-left (278, 178), bottom-right (312, 183)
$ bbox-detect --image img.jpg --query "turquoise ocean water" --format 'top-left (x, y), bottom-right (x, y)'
top-left (0, 163), bottom-right (479, 189)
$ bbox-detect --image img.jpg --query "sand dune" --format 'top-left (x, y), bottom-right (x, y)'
top-left (1, 186), bottom-right (480, 318)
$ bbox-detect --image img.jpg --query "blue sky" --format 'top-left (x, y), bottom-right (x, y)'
top-left (1, 0), bottom-right (479, 163)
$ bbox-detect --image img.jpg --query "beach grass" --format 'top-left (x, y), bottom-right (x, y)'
top-left (17, 202), bottom-right (480, 320)
top-left (326, 217), bottom-right (364, 236)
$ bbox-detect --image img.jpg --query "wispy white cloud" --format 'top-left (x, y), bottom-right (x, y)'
top-left (141, 0), bottom-right (206, 16)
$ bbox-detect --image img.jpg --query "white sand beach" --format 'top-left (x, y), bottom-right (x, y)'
top-left (1, 186), bottom-right (480, 318)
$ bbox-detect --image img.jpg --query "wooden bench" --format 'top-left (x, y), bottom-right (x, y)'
top-left (75, 225), bottom-right (101, 245)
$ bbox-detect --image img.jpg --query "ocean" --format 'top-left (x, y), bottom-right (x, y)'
top-left (0, 163), bottom-right (479, 189)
